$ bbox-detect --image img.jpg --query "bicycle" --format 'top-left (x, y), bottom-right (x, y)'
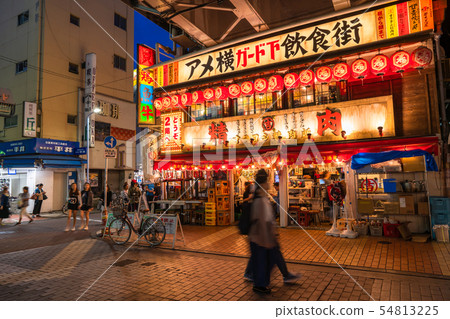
top-left (108, 209), bottom-right (166, 246)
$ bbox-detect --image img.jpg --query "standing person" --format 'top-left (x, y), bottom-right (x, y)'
top-left (128, 180), bottom-right (141, 212)
top-left (16, 187), bottom-right (34, 225)
top-left (79, 183), bottom-right (93, 230)
top-left (100, 185), bottom-right (113, 210)
top-left (0, 186), bottom-right (11, 226)
top-left (65, 183), bottom-right (81, 231)
top-left (32, 184), bottom-right (46, 218)
top-left (248, 169), bottom-right (277, 293)
top-left (121, 182), bottom-right (130, 211)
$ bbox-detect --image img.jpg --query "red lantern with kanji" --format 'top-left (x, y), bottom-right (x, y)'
top-left (254, 78), bottom-right (268, 94)
top-left (268, 75), bottom-right (284, 91)
top-left (332, 62), bottom-right (350, 81)
top-left (171, 94), bottom-right (182, 108)
top-left (299, 70), bottom-right (315, 87)
top-left (181, 92), bottom-right (192, 106)
top-left (192, 91), bottom-right (204, 104)
top-left (215, 86), bottom-right (229, 100)
top-left (390, 50), bottom-right (410, 73)
top-left (162, 97), bottom-right (172, 111)
top-left (370, 54), bottom-right (390, 76)
top-left (315, 66), bottom-right (332, 83)
top-left (241, 81), bottom-right (254, 96)
top-left (154, 98), bottom-right (163, 111)
top-left (203, 88), bottom-right (215, 101)
top-left (411, 46), bottom-right (432, 70)
top-left (351, 58), bottom-right (369, 79)
top-left (228, 84), bottom-right (241, 98)
top-left (284, 73), bottom-right (299, 89)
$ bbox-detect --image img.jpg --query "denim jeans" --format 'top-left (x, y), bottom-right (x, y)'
top-left (249, 242), bottom-right (276, 288)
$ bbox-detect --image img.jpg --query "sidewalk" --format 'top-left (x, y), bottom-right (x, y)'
top-left (162, 225), bottom-right (450, 277)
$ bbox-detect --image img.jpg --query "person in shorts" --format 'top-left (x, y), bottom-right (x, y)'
top-left (79, 183), bottom-right (93, 230)
top-left (65, 183), bottom-right (81, 231)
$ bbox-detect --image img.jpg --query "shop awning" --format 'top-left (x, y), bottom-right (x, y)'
top-left (351, 149), bottom-right (439, 171)
top-left (154, 136), bottom-right (439, 170)
top-left (0, 154), bottom-right (87, 169)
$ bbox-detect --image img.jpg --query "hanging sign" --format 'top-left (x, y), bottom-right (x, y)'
top-left (268, 75), bottom-right (284, 91)
top-left (241, 81), bottom-right (254, 96)
top-left (203, 88), bottom-right (215, 101)
top-left (23, 102), bottom-right (37, 137)
top-left (138, 45), bottom-right (156, 126)
top-left (351, 58), bottom-right (369, 79)
top-left (228, 84), bottom-right (241, 98)
top-left (316, 66), bottom-right (332, 83)
top-left (299, 70), bottom-right (314, 87)
top-left (161, 112), bottom-right (183, 152)
top-left (284, 73), bottom-right (299, 89)
top-left (370, 54), bottom-right (390, 76)
top-left (254, 78), bottom-right (268, 94)
top-left (411, 46), bottom-right (432, 69)
top-left (332, 63), bottom-right (350, 81)
top-left (391, 50), bottom-right (410, 73)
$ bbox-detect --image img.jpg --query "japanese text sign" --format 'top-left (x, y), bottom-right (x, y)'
top-left (138, 44), bottom-right (156, 125)
top-left (161, 112), bottom-right (183, 152)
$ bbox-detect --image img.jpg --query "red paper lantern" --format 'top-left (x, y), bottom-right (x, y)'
top-left (254, 78), bottom-right (269, 94)
top-left (299, 70), bottom-right (315, 87)
top-left (351, 58), bottom-right (369, 79)
top-left (228, 84), bottom-right (241, 98)
top-left (332, 62), bottom-right (350, 81)
top-left (268, 75), bottom-right (283, 92)
top-left (162, 97), bottom-right (172, 110)
top-left (284, 73), bottom-right (299, 89)
top-left (315, 66), bottom-right (332, 83)
top-left (192, 91), bottom-right (204, 104)
top-left (171, 95), bottom-right (183, 108)
top-left (391, 50), bottom-right (410, 73)
top-left (411, 46), bottom-right (432, 70)
top-left (203, 88), bottom-right (215, 101)
top-left (181, 92), bottom-right (192, 106)
top-left (154, 98), bottom-right (163, 111)
top-left (370, 54), bottom-right (390, 76)
top-left (241, 81), bottom-right (254, 96)
top-left (215, 86), bottom-right (229, 100)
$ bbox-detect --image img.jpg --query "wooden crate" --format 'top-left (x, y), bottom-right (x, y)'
top-left (216, 196), bottom-right (230, 210)
top-left (208, 188), bottom-right (215, 202)
top-left (216, 213), bottom-right (230, 226)
top-left (215, 181), bottom-right (229, 195)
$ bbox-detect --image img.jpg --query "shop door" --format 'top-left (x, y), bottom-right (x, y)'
top-left (53, 173), bottom-right (68, 211)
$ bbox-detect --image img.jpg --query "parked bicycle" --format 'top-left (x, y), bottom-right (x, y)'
top-left (108, 210), bottom-right (166, 246)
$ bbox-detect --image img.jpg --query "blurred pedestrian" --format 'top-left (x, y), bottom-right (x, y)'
top-left (128, 180), bottom-right (141, 212)
top-left (32, 183), bottom-right (46, 218)
top-left (0, 186), bottom-right (11, 226)
top-left (16, 186), bottom-right (33, 225)
top-left (65, 183), bottom-right (81, 231)
top-left (100, 184), bottom-right (112, 210)
top-left (79, 182), bottom-right (93, 230)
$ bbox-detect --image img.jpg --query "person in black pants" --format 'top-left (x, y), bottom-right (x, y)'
top-left (32, 184), bottom-right (46, 218)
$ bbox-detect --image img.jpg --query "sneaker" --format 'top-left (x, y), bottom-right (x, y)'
top-left (71, 227), bottom-right (76, 231)
top-left (78, 224), bottom-right (85, 230)
top-left (243, 274), bottom-right (254, 282)
top-left (29, 219), bottom-right (33, 224)
top-left (83, 226), bottom-right (89, 231)
top-left (253, 286), bottom-right (271, 294)
top-left (283, 273), bottom-right (302, 284)
top-left (64, 227), bottom-right (70, 232)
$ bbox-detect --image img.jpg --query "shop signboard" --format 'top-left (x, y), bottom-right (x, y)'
top-left (0, 88), bottom-right (15, 117)
top-left (104, 149), bottom-right (117, 158)
top-left (85, 53), bottom-right (96, 148)
top-left (23, 102), bottom-right (37, 137)
top-left (137, 44), bottom-right (156, 126)
top-left (149, 0), bottom-right (434, 86)
top-left (181, 95), bottom-right (394, 152)
top-left (161, 112), bottom-right (183, 153)
top-left (0, 138), bottom-right (80, 156)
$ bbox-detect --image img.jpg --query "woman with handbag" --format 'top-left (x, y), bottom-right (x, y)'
top-left (32, 183), bottom-right (46, 218)
top-left (0, 186), bottom-right (11, 226)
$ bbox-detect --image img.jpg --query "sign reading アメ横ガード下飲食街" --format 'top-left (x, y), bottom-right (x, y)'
top-left (149, 0), bottom-right (433, 86)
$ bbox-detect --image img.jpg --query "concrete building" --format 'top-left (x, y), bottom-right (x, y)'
top-left (0, 0), bottom-right (136, 212)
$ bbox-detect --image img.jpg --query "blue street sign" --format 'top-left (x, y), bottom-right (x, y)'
top-left (104, 136), bottom-right (117, 149)
top-left (75, 147), bottom-right (87, 155)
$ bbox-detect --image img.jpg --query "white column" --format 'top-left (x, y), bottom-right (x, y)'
top-left (279, 166), bottom-right (289, 227)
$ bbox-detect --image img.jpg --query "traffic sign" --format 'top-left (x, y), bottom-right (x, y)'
top-left (104, 149), bottom-right (117, 158)
top-left (104, 136), bottom-right (117, 149)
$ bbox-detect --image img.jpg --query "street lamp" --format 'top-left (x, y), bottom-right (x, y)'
top-left (86, 107), bottom-right (101, 183)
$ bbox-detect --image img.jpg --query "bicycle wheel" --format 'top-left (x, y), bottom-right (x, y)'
top-left (61, 203), bottom-right (68, 215)
top-left (108, 218), bottom-right (131, 245)
top-left (142, 217), bottom-right (166, 246)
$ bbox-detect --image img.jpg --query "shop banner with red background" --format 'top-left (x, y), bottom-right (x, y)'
top-left (138, 44), bottom-right (156, 126)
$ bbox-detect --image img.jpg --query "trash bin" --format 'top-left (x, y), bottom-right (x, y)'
top-left (433, 225), bottom-right (449, 243)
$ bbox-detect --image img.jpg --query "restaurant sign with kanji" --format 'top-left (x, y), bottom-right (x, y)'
top-left (150, 0), bottom-right (433, 86)
top-left (161, 112), bottom-right (183, 152)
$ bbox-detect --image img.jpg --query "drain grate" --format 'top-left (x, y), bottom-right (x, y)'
top-left (114, 259), bottom-right (137, 267)
top-left (378, 241), bottom-right (392, 245)
top-left (141, 262), bottom-right (156, 266)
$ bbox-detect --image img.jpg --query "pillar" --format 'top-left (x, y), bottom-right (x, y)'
top-left (279, 165), bottom-right (289, 227)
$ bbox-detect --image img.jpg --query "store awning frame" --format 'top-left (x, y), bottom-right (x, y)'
top-left (0, 154), bottom-right (87, 169)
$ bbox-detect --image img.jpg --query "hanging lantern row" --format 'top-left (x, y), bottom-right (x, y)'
top-left (154, 46), bottom-right (432, 109)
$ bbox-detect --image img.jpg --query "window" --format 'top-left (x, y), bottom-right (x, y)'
top-left (15, 60), bottom-right (27, 74)
top-left (70, 14), bottom-right (80, 26)
top-left (288, 86), bottom-right (315, 108)
top-left (191, 103), bottom-right (206, 121)
top-left (114, 13), bottom-right (127, 31)
top-left (205, 100), bottom-right (223, 120)
top-left (4, 115), bottom-right (18, 128)
top-left (235, 96), bottom-right (255, 116)
top-left (68, 62), bottom-right (79, 74)
top-left (255, 93), bottom-right (274, 114)
top-left (315, 82), bottom-right (343, 105)
top-left (67, 115), bottom-right (77, 124)
top-left (18, 10), bottom-right (29, 26)
top-left (113, 55), bottom-right (126, 71)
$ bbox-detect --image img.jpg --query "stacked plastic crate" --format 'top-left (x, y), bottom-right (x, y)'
top-left (205, 189), bottom-right (216, 226)
top-left (430, 197), bottom-right (450, 241)
top-left (215, 181), bottom-right (230, 226)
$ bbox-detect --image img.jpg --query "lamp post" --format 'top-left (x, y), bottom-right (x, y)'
top-left (85, 107), bottom-right (100, 183)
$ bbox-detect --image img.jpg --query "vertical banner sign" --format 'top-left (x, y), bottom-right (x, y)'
top-left (385, 5), bottom-right (399, 38)
top-left (420, 0), bottom-right (433, 31)
top-left (375, 9), bottom-right (386, 40)
top-left (173, 62), bottom-right (179, 84)
top-left (168, 63), bottom-right (174, 85)
top-left (408, 0), bottom-right (421, 33)
top-left (163, 64), bottom-right (169, 87)
top-left (85, 53), bottom-right (96, 148)
top-left (137, 44), bottom-right (156, 126)
top-left (157, 66), bottom-right (164, 87)
top-left (161, 112), bottom-right (183, 152)
top-left (397, 2), bottom-right (409, 36)
top-left (23, 102), bottom-right (37, 137)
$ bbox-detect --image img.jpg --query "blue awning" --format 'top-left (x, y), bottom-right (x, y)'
top-left (0, 154), bottom-right (86, 169)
